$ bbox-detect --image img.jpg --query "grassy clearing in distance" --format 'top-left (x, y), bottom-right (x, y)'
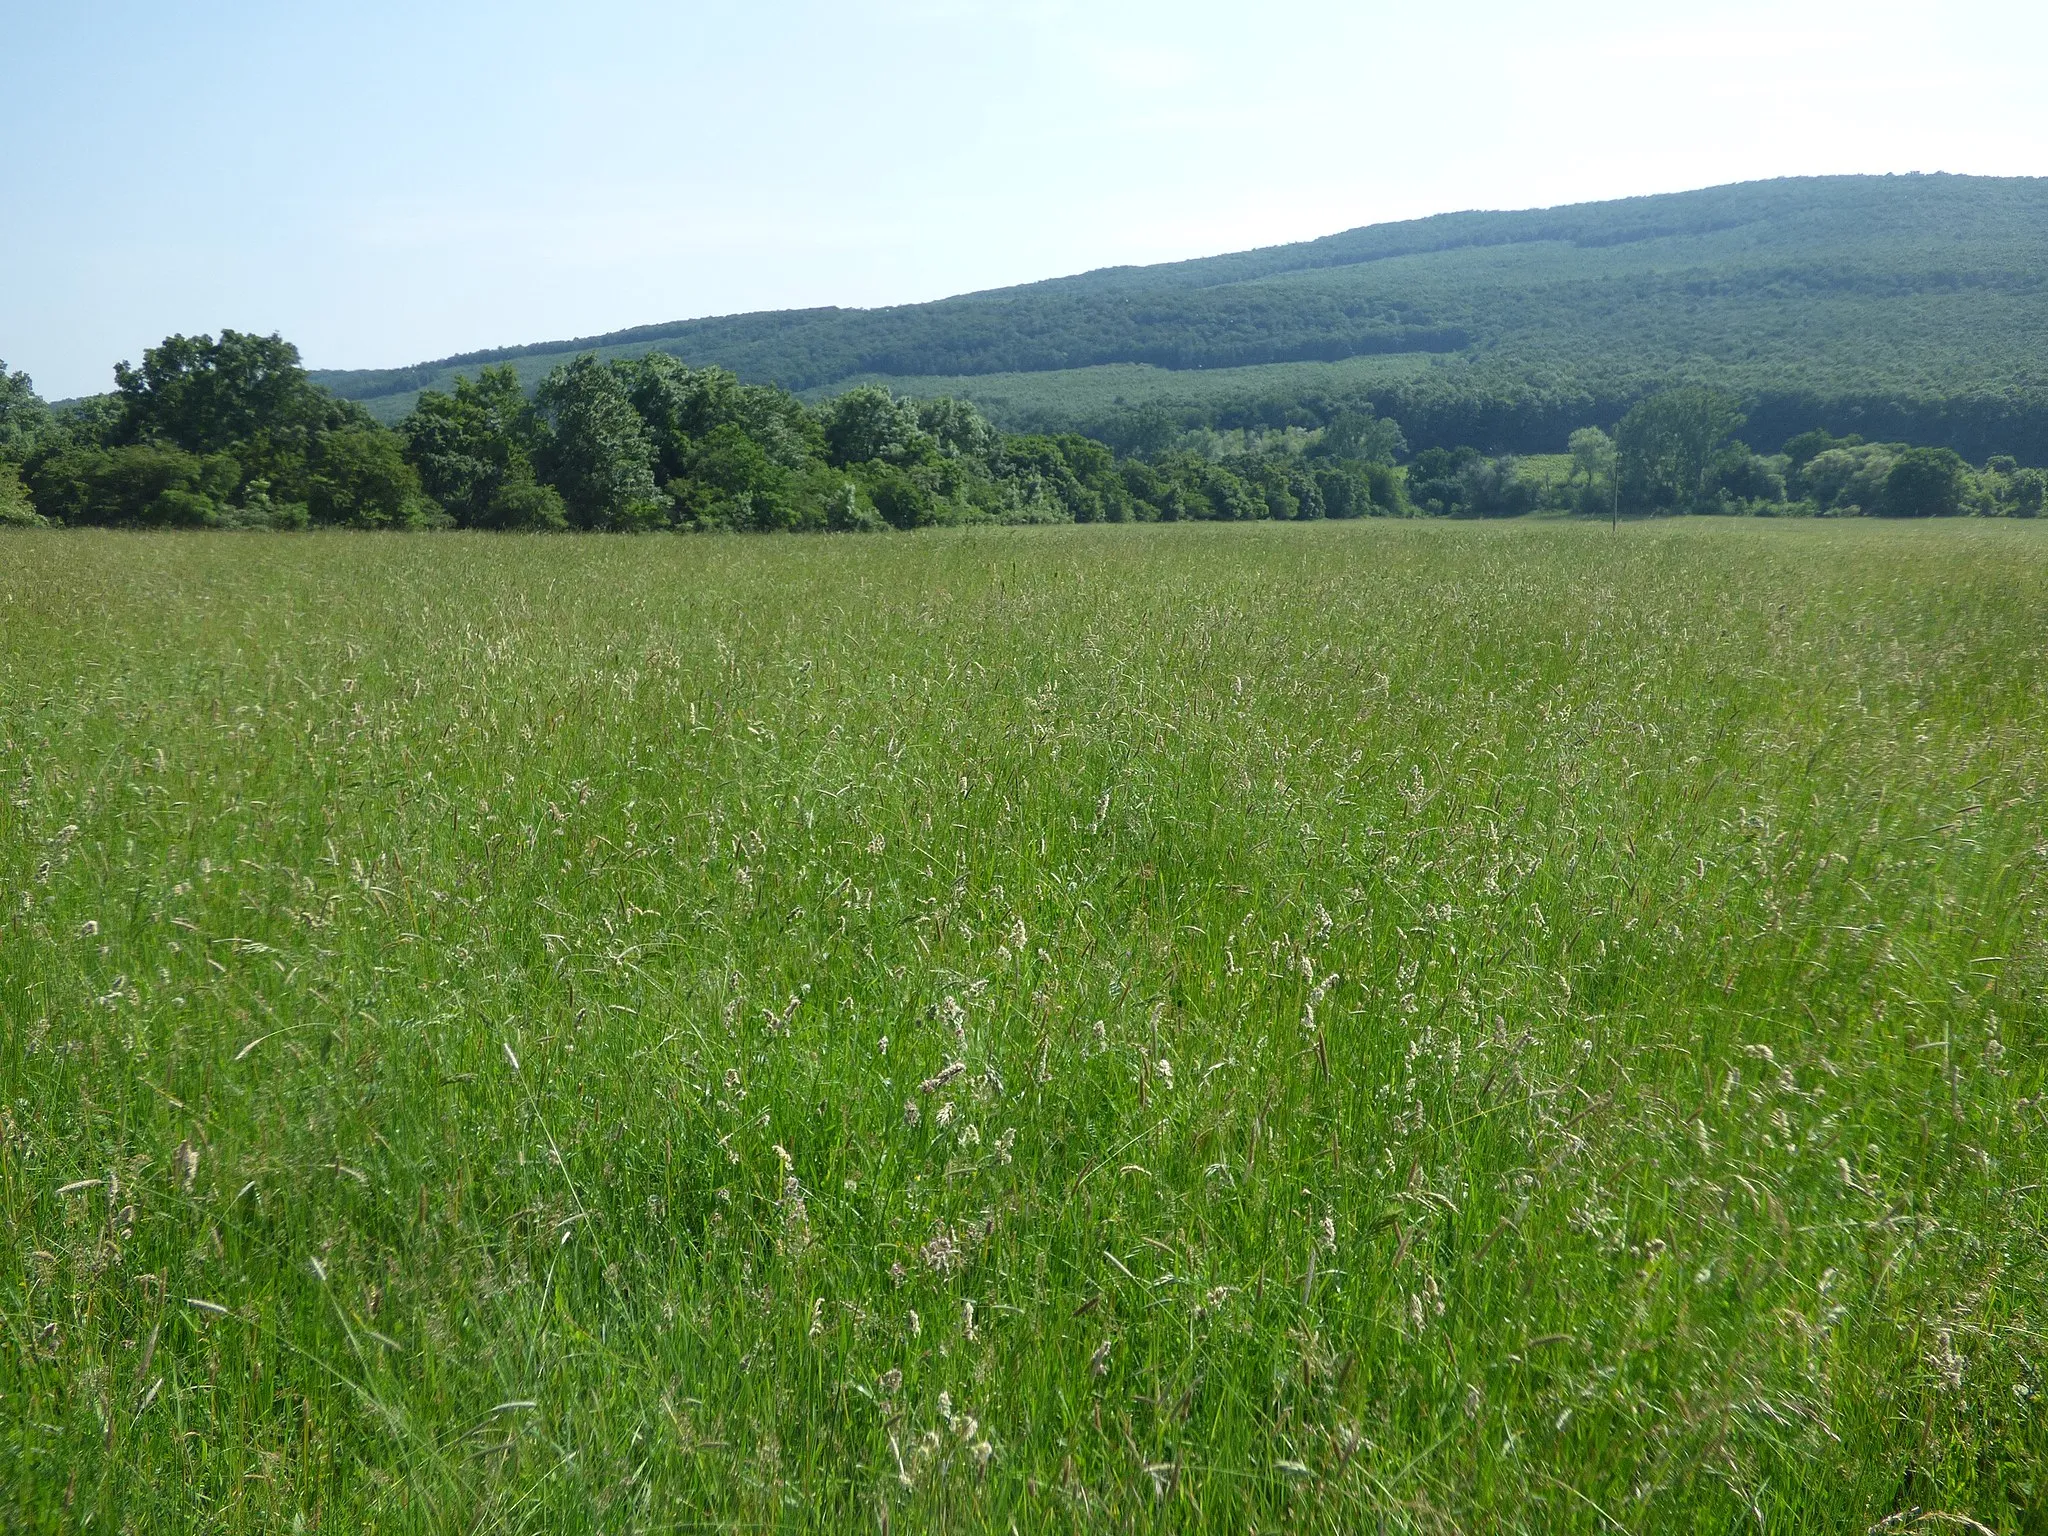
top-left (2, 521), bottom-right (2045, 1533)
top-left (1512, 453), bottom-right (1575, 491)
top-left (345, 347), bottom-right (1442, 427)
top-left (801, 352), bottom-right (1441, 426)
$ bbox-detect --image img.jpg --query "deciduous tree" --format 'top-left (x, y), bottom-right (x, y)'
top-left (1616, 388), bottom-right (1745, 512)
top-left (534, 357), bottom-right (664, 529)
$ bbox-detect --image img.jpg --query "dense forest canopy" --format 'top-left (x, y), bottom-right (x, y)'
top-left (307, 175), bottom-right (2048, 462)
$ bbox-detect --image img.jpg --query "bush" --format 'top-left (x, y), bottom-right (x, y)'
top-left (0, 463), bottom-right (44, 526)
top-left (1458, 456), bottom-right (1538, 517)
top-left (853, 462), bottom-right (940, 530)
top-left (145, 488), bottom-right (228, 527)
top-left (308, 427), bottom-right (439, 527)
top-left (1313, 460), bottom-right (1383, 518)
top-left (1708, 451), bottom-right (1788, 509)
top-left (1880, 446), bottom-right (1969, 518)
top-left (1406, 447), bottom-right (1479, 515)
top-left (485, 471), bottom-right (568, 531)
top-left (25, 444), bottom-right (239, 526)
top-left (1795, 444), bottom-right (1896, 515)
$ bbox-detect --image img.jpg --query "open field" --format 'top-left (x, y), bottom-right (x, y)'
top-left (3, 522), bottom-right (2046, 1533)
top-left (796, 355), bottom-right (1442, 428)
top-left (345, 353), bottom-right (1441, 430)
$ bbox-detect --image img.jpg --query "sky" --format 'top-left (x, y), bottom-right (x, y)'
top-left (4, 0), bottom-right (2046, 399)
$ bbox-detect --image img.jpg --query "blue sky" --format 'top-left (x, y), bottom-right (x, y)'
top-left (4, 0), bottom-right (2045, 398)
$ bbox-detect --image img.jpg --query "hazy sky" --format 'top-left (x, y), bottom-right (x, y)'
top-left (4, 0), bottom-right (2045, 398)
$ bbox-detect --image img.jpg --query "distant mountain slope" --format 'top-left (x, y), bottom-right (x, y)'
top-left (314, 175), bottom-right (2048, 457)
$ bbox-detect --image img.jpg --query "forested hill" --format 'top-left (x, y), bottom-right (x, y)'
top-left (313, 175), bottom-right (2048, 458)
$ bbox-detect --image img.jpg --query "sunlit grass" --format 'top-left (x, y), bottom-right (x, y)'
top-left (2, 520), bottom-right (2045, 1532)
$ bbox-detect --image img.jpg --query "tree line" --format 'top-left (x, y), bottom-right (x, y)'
top-left (0, 334), bottom-right (1409, 531)
top-left (1, 337), bottom-right (2038, 531)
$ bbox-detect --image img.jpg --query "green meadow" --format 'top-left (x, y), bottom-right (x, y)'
top-left (3, 521), bottom-right (2045, 1533)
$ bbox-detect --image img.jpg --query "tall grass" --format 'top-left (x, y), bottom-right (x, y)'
top-left (2, 521), bottom-right (2044, 1533)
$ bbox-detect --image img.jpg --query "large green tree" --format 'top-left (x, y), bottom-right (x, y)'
top-left (534, 357), bottom-right (664, 530)
top-left (1316, 408), bottom-right (1406, 466)
top-left (914, 397), bottom-right (1004, 474)
top-left (621, 354), bottom-right (824, 482)
top-left (1880, 446), bottom-right (1969, 517)
top-left (1616, 388), bottom-right (1745, 512)
top-left (403, 367), bottom-right (563, 529)
top-left (821, 387), bottom-right (936, 469)
top-left (0, 361), bottom-right (50, 463)
top-left (666, 424), bottom-right (795, 530)
top-left (114, 332), bottom-right (342, 456)
top-left (306, 427), bottom-right (437, 528)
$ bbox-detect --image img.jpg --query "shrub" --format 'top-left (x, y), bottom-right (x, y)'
top-left (25, 444), bottom-right (238, 526)
top-left (307, 427), bottom-right (439, 527)
top-left (0, 463), bottom-right (44, 526)
top-left (1880, 446), bottom-right (1969, 518)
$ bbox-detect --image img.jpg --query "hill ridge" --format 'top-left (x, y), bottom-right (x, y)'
top-left (311, 173), bottom-right (2048, 460)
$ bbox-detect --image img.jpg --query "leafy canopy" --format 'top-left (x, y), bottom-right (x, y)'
top-left (0, 362), bottom-right (50, 463)
top-left (1617, 388), bottom-right (1746, 513)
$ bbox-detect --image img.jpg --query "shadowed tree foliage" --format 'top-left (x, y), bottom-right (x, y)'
top-left (1618, 388), bottom-right (1746, 513)
top-left (1880, 447), bottom-right (1970, 518)
top-left (305, 427), bottom-right (437, 529)
top-left (25, 444), bottom-right (242, 527)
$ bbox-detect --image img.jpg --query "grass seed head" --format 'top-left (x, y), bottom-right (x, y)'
top-left (1089, 1338), bottom-right (1113, 1377)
